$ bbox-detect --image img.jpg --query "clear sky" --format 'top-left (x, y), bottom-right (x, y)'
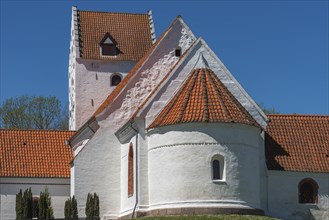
top-left (1, 0), bottom-right (328, 115)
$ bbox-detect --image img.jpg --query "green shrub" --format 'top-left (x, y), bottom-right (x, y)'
top-left (38, 187), bottom-right (54, 219)
top-left (64, 196), bottom-right (78, 219)
top-left (15, 188), bottom-right (32, 219)
top-left (85, 192), bottom-right (99, 219)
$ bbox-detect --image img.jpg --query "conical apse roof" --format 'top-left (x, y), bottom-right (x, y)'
top-left (148, 68), bottom-right (260, 129)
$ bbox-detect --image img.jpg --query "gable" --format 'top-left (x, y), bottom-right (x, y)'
top-left (0, 129), bottom-right (74, 178)
top-left (266, 114), bottom-right (329, 173)
top-left (132, 38), bottom-right (267, 129)
top-left (93, 17), bottom-right (196, 131)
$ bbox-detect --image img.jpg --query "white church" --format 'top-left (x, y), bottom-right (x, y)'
top-left (0, 6), bottom-right (328, 220)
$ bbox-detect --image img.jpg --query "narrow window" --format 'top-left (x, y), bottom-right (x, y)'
top-left (299, 178), bottom-right (318, 204)
top-left (128, 144), bottom-right (134, 197)
top-left (111, 74), bottom-right (122, 86)
top-left (212, 160), bottom-right (220, 180)
top-left (32, 197), bottom-right (39, 218)
top-left (175, 47), bottom-right (182, 57)
top-left (211, 155), bottom-right (225, 181)
top-left (91, 99), bottom-right (94, 106)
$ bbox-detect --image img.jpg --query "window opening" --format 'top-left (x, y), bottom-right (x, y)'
top-left (128, 144), bottom-right (134, 196)
top-left (299, 178), bottom-right (318, 204)
top-left (212, 160), bottom-right (220, 180)
top-left (175, 47), bottom-right (182, 57)
top-left (100, 33), bottom-right (119, 56)
top-left (111, 74), bottom-right (122, 86)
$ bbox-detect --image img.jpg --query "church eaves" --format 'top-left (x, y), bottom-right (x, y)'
top-left (148, 68), bottom-right (260, 129)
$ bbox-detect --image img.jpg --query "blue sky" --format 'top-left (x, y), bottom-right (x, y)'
top-left (1, 1), bottom-right (328, 115)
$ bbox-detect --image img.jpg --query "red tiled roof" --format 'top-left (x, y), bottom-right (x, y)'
top-left (0, 129), bottom-right (75, 178)
top-left (93, 17), bottom-right (178, 116)
top-left (148, 68), bottom-right (260, 129)
top-left (266, 114), bottom-right (329, 173)
top-left (78, 10), bottom-right (153, 61)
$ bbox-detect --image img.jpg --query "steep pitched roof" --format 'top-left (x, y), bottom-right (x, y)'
top-left (266, 114), bottom-right (329, 173)
top-left (93, 17), bottom-right (181, 117)
top-left (148, 68), bottom-right (260, 129)
top-left (0, 129), bottom-right (74, 178)
top-left (78, 10), bottom-right (153, 61)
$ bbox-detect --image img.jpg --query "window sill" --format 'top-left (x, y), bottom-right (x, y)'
top-left (212, 179), bottom-right (226, 184)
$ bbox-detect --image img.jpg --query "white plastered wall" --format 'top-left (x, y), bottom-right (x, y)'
top-left (0, 177), bottom-right (70, 220)
top-left (74, 60), bottom-right (135, 130)
top-left (267, 170), bottom-right (329, 220)
top-left (147, 122), bottom-right (263, 211)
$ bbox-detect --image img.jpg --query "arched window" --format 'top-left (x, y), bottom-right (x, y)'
top-left (128, 144), bottom-right (134, 197)
top-left (111, 74), bottom-right (122, 86)
top-left (212, 155), bottom-right (225, 181)
top-left (299, 178), bottom-right (318, 204)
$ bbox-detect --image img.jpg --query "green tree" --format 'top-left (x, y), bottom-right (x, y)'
top-left (85, 193), bottom-right (99, 219)
top-left (64, 196), bottom-right (78, 219)
top-left (0, 95), bottom-right (68, 130)
top-left (15, 188), bottom-right (32, 220)
top-left (38, 187), bottom-right (54, 219)
top-left (22, 188), bottom-right (32, 219)
top-left (16, 189), bottom-right (23, 220)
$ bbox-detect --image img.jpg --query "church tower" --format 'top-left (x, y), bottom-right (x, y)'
top-left (68, 6), bottom-right (155, 130)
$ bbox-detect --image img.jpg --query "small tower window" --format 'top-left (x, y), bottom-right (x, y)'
top-left (175, 47), bottom-right (182, 57)
top-left (299, 178), bottom-right (318, 204)
top-left (111, 74), bottom-right (122, 86)
top-left (100, 33), bottom-right (119, 56)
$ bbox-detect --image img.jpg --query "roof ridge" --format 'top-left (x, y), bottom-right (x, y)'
top-left (78, 10), bottom-right (149, 16)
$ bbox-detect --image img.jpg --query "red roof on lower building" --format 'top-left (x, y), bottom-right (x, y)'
top-left (0, 129), bottom-right (75, 178)
top-left (265, 114), bottom-right (329, 173)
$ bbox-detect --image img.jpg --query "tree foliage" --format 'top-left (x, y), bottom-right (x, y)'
top-left (15, 188), bottom-right (32, 220)
top-left (65, 196), bottom-right (78, 219)
top-left (85, 193), bottom-right (99, 219)
top-left (0, 95), bottom-right (68, 130)
top-left (38, 187), bottom-right (54, 219)
top-left (257, 102), bottom-right (279, 114)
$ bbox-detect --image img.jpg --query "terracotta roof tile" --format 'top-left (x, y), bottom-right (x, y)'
top-left (265, 114), bottom-right (329, 173)
top-left (78, 10), bottom-right (153, 61)
top-left (148, 68), bottom-right (260, 129)
top-left (0, 129), bottom-right (75, 178)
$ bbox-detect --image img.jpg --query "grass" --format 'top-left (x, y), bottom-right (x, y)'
top-left (140, 215), bottom-right (281, 220)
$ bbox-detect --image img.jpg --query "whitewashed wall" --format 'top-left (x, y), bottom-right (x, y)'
top-left (147, 122), bottom-right (263, 211)
top-left (74, 60), bottom-right (135, 130)
top-left (0, 177), bottom-right (70, 220)
top-left (268, 170), bottom-right (329, 220)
